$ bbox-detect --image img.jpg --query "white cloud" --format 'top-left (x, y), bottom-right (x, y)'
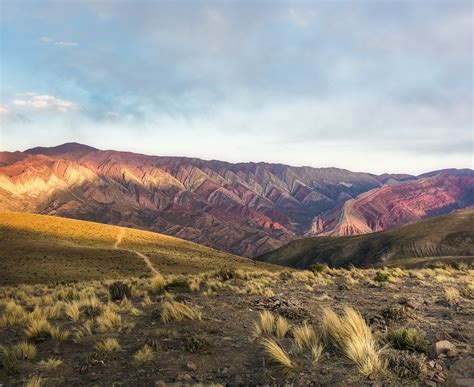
top-left (54, 41), bottom-right (78, 47)
top-left (12, 94), bottom-right (77, 112)
top-left (40, 36), bottom-right (78, 48)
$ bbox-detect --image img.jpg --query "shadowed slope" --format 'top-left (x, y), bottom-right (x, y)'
top-left (257, 209), bottom-right (474, 268)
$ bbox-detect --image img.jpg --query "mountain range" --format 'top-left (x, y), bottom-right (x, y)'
top-left (0, 142), bottom-right (473, 257)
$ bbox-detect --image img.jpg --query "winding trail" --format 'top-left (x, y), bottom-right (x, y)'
top-left (114, 227), bottom-right (158, 275)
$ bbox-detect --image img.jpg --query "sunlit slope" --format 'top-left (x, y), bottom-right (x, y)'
top-left (0, 211), bottom-right (272, 284)
top-left (257, 209), bottom-right (474, 269)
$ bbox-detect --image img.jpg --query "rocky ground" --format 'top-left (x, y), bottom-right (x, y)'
top-left (0, 266), bottom-right (473, 386)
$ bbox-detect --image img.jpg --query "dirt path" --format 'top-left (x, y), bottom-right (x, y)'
top-left (114, 227), bottom-right (158, 275)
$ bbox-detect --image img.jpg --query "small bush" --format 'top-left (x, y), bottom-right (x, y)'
top-left (374, 271), bottom-right (390, 283)
top-left (108, 281), bottom-right (131, 301)
top-left (133, 345), bottom-right (154, 363)
top-left (386, 350), bottom-right (427, 381)
top-left (95, 338), bottom-right (121, 353)
top-left (384, 328), bottom-right (428, 353)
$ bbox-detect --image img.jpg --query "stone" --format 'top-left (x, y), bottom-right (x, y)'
top-left (432, 340), bottom-right (457, 357)
top-left (186, 361), bottom-right (197, 372)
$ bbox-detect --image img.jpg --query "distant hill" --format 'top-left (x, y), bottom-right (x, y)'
top-left (0, 143), bottom-right (472, 257)
top-left (0, 211), bottom-right (271, 285)
top-left (257, 209), bottom-right (474, 269)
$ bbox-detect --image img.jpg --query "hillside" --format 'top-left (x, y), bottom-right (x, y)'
top-left (0, 143), bottom-right (472, 257)
top-left (257, 209), bottom-right (474, 268)
top-left (0, 211), bottom-right (270, 285)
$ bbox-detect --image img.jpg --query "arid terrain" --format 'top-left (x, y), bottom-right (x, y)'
top-left (1, 265), bottom-right (473, 386)
top-left (1, 212), bottom-right (473, 386)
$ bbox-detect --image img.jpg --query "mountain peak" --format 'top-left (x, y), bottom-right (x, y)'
top-left (25, 142), bottom-right (98, 156)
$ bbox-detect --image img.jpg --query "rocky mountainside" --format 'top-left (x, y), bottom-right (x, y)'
top-left (0, 143), bottom-right (472, 256)
top-left (308, 172), bottom-right (474, 237)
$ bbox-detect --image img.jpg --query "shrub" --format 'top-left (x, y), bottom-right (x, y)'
top-left (108, 281), bottom-right (131, 301)
top-left (386, 350), bottom-right (427, 381)
top-left (374, 271), bottom-right (390, 283)
top-left (384, 327), bottom-right (428, 353)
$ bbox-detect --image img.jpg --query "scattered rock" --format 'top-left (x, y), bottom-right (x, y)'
top-left (186, 361), bottom-right (197, 372)
top-left (431, 340), bottom-right (457, 358)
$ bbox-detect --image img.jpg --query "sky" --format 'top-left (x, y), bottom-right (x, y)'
top-left (0, 0), bottom-right (472, 174)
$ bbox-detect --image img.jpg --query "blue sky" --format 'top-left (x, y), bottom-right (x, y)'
top-left (0, 0), bottom-right (472, 174)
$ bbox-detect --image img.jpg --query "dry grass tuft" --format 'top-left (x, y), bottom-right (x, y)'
top-left (95, 338), bottom-right (121, 353)
top-left (161, 300), bottom-right (202, 322)
top-left (254, 310), bottom-right (275, 337)
top-left (38, 357), bottom-right (63, 370)
top-left (150, 273), bottom-right (166, 293)
top-left (322, 307), bottom-right (383, 376)
top-left (13, 341), bottom-right (37, 360)
top-left (65, 302), bottom-right (80, 321)
top-left (444, 287), bottom-right (460, 303)
top-left (293, 322), bottom-right (317, 351)
top-left (133, 345), bottom-right (154, 363)
top-left (96, 306), bottom-right (122, 331)
top-left (25, 319), bottom-right (54, 343)
top-left (275, 315), bottom-right (290, 339)
top-left (25, 376), bottom-right (43, 387)
top-left (261, 337), bottom-right (294, 369)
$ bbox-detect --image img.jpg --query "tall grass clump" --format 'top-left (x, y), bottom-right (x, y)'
top-left (322, 307), bottom-right (383, 376)
top-left (261, 337), bottom-right (294, 370)
top-left (161, 300), bottom-right (201, 322)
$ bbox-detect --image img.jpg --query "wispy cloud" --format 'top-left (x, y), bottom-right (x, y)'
top-left (40, 36), bottom-right (78, 47)
top-left (12, 93), bottom-right (77, 112)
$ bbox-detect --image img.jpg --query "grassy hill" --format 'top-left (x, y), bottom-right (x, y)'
top-left (0, 211), bottom-right (273, 284)
top-left (257, 209), bottom-right (474, 269)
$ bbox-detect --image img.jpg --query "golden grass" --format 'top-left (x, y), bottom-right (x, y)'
top-left (161, 300), bottom-right (202, 322)
top-left (254, 310), bottom-right (275, 337)
top-left (38, 357), bottom-right (63, 370)
top-left (12, 341), bottom-right (37, 360)
top-left (96, 306), bottom-right (122, 331)
top-left (150, 273), bottom-right (166, 293)
top-left (293, 322), bottom-right (317, 351)
top-left (25, 376), bottom-right (43, 387)
top-left (444, 287), bottom-right (460, 302)
top-left (133, 345), bottom-right (154, 363)
top-left (311, 342), bottom-right (324, 364)
top-left (95, 338), bottom-right (121, 353)
top-left (65, 302), bottom-right (80, 321)
top-left (25, 319), bottom-right (55, 342)
top-left (275, 315), bottom-right (290, 339)
top-left (322, 307), bottom-right (383, 376)
top-left (261, 337), bottom-right (294, 369)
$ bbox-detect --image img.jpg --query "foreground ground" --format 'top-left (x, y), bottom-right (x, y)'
top-left (1, 265), bottom-right (473, 386)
